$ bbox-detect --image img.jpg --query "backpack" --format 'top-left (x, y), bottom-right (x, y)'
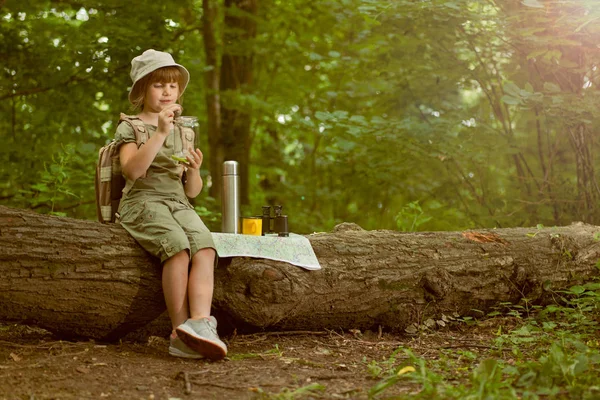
top-left (95, 113), bottom-right (195, 223)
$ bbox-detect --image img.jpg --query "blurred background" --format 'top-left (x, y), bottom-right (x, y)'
top-left (2, 0), bottom-right (600, 234)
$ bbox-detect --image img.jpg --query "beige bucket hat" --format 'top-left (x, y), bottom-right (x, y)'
top-left (128, 49), bottom-right (190, 104)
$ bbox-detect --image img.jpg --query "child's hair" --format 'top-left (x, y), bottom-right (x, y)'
top-left (130, 66), bottom-right (186, 111)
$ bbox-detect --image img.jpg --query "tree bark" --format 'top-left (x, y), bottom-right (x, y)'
top-left (1, 205), bottom-right (599, 341)
top-left (202, 0), bottom-right (224, 199)
top-left (220, 0), bottom-right (258, 205)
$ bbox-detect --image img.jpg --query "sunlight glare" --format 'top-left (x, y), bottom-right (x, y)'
top-left (76, 8), bottom-right (89, 21)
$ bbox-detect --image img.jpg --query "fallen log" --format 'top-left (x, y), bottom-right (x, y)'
top-left (0, 205), bottom-right (598, 340)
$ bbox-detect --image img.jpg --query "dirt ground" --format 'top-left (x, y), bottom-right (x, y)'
top-left (0, 319), bottom-right (509, 400)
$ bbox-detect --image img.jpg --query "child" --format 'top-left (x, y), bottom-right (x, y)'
top-left (115, 49), bottom-right (227, 361)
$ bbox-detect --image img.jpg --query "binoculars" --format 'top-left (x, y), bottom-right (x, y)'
top-left (261, 205), bottom-right (289, 237)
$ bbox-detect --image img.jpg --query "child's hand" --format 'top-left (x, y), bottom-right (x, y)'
top-left (157, 104), bottom-right (183, 134)
top-left (185, 148), bottom-right (203, 171)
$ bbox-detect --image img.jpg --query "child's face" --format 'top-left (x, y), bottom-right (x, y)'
top-left (144, 81), bottom-right (180, 113)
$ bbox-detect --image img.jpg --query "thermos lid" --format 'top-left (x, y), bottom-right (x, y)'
top-left (223, 160), bottom-right (239, 175)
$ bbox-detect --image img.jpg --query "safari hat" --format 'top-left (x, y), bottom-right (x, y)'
top-left (128, 49), bottom-right (190, 104)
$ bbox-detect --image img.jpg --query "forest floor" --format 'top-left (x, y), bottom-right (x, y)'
top-left (0, 318), bottom-right (520, 400)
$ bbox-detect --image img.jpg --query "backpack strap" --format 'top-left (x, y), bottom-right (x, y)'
top-left (119, 113), bottom-right (149, 146)
top-left (118, 114), bottom-right (150, 196)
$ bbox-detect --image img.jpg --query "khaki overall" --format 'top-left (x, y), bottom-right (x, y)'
top-left (115, 121), bottom-right (215, 263)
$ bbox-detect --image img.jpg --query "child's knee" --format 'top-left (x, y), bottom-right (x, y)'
top-left (192, 247), bottom-right (216, 261)
top-left (165, 249), bottom-right (190, 265)
top-left (175, 249), bottom-right (190, 260)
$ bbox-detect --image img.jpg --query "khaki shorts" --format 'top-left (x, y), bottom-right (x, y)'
top-left (118, 197), bottom-right (215, 264)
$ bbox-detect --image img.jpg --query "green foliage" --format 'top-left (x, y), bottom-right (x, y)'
top-left (540, 282), bottom-right (600, 334)
top-left (252, 383), bottom-right (326, 400)
top-left (368, 337), bottom-right (600, 399)
top-left (395, 201), bottom-right (432, 232)
top-left (4, 0), bottom-right (600, 233)
top-left (366, 275), bottom-right (600, 399)
top-left (363, 347), bottom-right (406, 379)
top-left (12, 142), bottom-right (95, 216)
top-left (26, 144), bottom-right (79, 216)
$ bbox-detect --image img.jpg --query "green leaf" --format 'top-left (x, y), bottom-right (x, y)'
top-left (542, 321), bottom-right (557, 330)
top-left (443, 2), bottom-right (461, 10)
top-left (524, 82), bottom-right (534, 93)
top-left (558, 60), bottom-right (579, 68)
top-left (308, 52), bottom-right (323, 61)
top-left (545, 49), bottom-right (562, 60)
top-left (300, 118), bottom-right (316, 128)
top-left (314, 111), bottom-right (331, 121)
top-left (543, 82), bottom-right (561, 93)
top-left (332, 110), bottom-right (349, 120)
top-left (503, 82), bottom-right (521, 97)
top-left (349, 115), bottom-right (367, 124)
top-left (337, 139), bottom-right (356, 151)
top-left (522, 0), bottom-right (544, 8)
top-left (501, 95), bottom-right (520, 105)
top-left (568, 285), bottom-right (585, 295)
top-left (347, 126), bottom-right (366, 136)
top-left (31, 184), bottom-right (49, 192)
top-left (527, 48), bottom-right (548, 60)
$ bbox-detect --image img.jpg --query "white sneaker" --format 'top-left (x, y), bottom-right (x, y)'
top-left (175, 316), bottom-right (227, 361)
top-left (169, 335), bottom-right (204, 359)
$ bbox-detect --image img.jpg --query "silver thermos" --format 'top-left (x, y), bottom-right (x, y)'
top-left (221, 160), bottom-right (240, 233)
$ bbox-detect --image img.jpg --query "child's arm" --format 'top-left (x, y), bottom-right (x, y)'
top-left (120, 105), bottom-right (181, 180)
top-left (120, 134), bottom-right (168, 180)
top-left (183, 147), bottom-right (204, 198)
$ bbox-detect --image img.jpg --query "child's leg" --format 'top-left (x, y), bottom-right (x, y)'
top-left (175, 247), bottom-right (226, 360)
top-left (162, 250), bottom-right (191, 329)
top-left (188, 248), bottom-right (216, 319)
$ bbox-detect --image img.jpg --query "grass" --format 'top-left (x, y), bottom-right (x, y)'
top-left (365, 277), bottom-right (600, 399)
top-left (229, 344), bottom-right (284, 361)
top-left (247, 273), bottom-right (600, 399)
top-left (251, 383), bottom-right (327, 400)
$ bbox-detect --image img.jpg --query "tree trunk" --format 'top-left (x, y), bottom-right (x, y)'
top-left (1, 206), bottom-right (598, 341)
top-left (220, 0), bottom-right (258, 205)
top-left (202, 0), bottom-right (224, 199)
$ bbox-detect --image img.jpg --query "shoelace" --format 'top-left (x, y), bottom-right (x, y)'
top-left (207, 324), bottom-right (217, 335)
top-left (195, 320), bottom-right (218, 336)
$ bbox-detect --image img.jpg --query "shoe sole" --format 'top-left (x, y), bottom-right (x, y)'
top-left (169, 346), bottom-right (204, 359)
top-left (175, 325), bottom-right (227, 361)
